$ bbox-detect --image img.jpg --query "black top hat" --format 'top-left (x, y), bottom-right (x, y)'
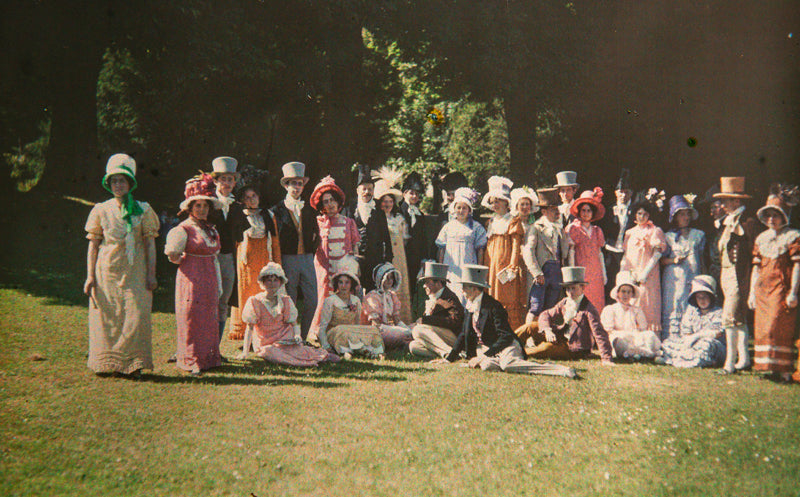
top-left (352, 163), bottom-right (373, 186)
top-left (615, 168), bottom-right (632, 192)
top-left (402, 171), bottom-right (424, 193)
top-left (695, 184), bottom-right (721, 207)
top-left (441, 171), bottom-right (468, 192)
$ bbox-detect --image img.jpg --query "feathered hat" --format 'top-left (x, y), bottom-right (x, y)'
top-left (180, 173), bottom-right (222, 211)
top-left (372, 166), bottom-right (404, 204)
top-left (757, 183), bottom-right (799, 227)
top-left (402, 171), bottom-right (424, 194)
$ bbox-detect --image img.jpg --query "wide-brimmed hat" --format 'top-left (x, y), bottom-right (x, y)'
top-left (102, 153), bottom-right (138, 191)
top-left (452, 187), bottom-right (480, 212)
top-left (688, 275), bottom-right (717, 308)
top-left (402, 171), bottom-right (424, 193)
top-left (280, 161), bottom-right (309, 187)
top-left (668, 195), bottom-right (699, 224)
top-left (510, 187), bottom-right (540, 215)
top-left (353, 163), bottom-right (374, 186)
top-left (309, 175), bottom-right (346, 211)
top-left (554, 171), bottom-right (579, 188)
top-left (441, 171), bottom-right (469, 192)
top-left (180, 173), bottom-right (222, 211)
top-left (757, 184), bottom-right (798, 227)
top-left (570, 187), bottom-right (606, 222)
top-left (713, 177), bottom-right (751, 200)
top-left (373, 262), bottom-right (401, 291)
top-left (560, 266), bottom-right (588, 286)
top-left (418, 261), bottom-right (449, 282)
top-left (536, 188), bottom-right (560, 208)
top-left (610, 271), bottom-right (641, 301)
top-left (615, 168), bottom-right (632, 192)
top-left (372, 166), bottom-right (404, 205)
top-left (210, 156), bottom-right (240, 179)
top-left (461, 264), bottom-right (490, 289)
top-left (481, 175), bottom-right (513, 209)
top-left (329, 256), bottom-right (361, 290)
top-left (258, 262), bottom-right (288, 287)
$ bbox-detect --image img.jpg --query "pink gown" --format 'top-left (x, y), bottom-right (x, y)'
top-left (309, 214), bottom-right (360, 339)
top-left (567, 221), bottom-right (606, 313)
top-left (621, 221), bottom-right (667, 331)
top-left (362, 289), bottom-right (412, 351)
top-left (167, 219), bottom-right (222, 372)
top-left (242, 293), bottom-right (339, 366)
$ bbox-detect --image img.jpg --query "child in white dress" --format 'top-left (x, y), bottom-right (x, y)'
top-left (601, 271), bottom-right (661, 360)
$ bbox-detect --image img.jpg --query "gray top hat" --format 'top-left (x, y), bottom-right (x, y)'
top-left (554, 171), bottom-right (579, 188)
top-left (211, 156), bottom-right (239, 178)
top-left (280, 161), bottom-right (309, 187)
top-left (560, 266), bottom-right (588, 286)
top-left (461, 264), bottom-right (490, 289)
top-left (419, 261), bottom-right (449, 282)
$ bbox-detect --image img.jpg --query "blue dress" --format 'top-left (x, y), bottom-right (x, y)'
top-left (661, 228), bottom-right (705, 339)
top-left (436, 218), bottom-right (488, 303)
top-left (660, 305), bottom-right (725, 368)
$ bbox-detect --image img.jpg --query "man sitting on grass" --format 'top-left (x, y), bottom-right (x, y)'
top-left (440, 264), bottom-right (576, 378)
top-left (408, 261), bottom-right (465, 359)
top-left (515, 266), bottom-right (615, 365)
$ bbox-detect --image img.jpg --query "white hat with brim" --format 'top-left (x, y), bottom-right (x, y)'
top-left (374, 180), bottom-right (403, 205)
top-left (210, 156), bottom-right (240, 179)
top-left (373, 262), bottom-right (401, 291)
top-left (258, 262), bottom-right (288, 286)
top-left (610, 271), bottom-right (641, 301)
top-left (102, 153), bottom-right (138, 191)
top-left (756, 195), bottom-right (791, 227)
top-left (481, 175), bottom-right (513, 209)
top-left (329, 256), bottom-right (361, 290)
top-left (179, 195), bottom-right (222, 212)
top-left (461, 264), bottom-right (490, 289)
top-left (510, 187), bottom-right (540, 215)
top-left (688, 275), bottom-right (717, 307)
top-left (280, 161), bottom-right (309, 187)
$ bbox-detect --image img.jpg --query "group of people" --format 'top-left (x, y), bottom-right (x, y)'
top-left (83, 153), bottom-right (800, 383)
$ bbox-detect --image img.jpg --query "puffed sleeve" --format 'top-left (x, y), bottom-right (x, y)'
top-left (85, 204), bottom-right (104, 240)
top-left (473, 222), bottom-right (488, 250)
top-left (347, 217), bottom-right (361, 249)
top-left (789, 234), bottom-right (800, 262)
top-left (283, 295), bottom-right (299, 323)
top-left (318, 296), bottom-right (335, 336)
top-left (139, 202), bottom-right (160, 238)
top-left (363, 290), bottom-right (382, 322)
top-left (242, 295), bottom-right (262, 324)
top-left (435, 222), bottom-right (449, 248)
top-left (651, 226), bottom-right (667, 252)
top-left (164, 225), bottom-right (188, 256)
top-left (600, 305), bottom-right (616, 333)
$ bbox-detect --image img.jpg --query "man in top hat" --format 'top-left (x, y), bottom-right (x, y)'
top-left (696, 184), bottom-right (726, 287)
top-left (555, 170), bottom-right (579, 227)
top-left (343, 163), bottom-right (386, 290)
top-left (522, 188), bottom-right (570, 318)
top-left (601, 168), bottom-right (637, 302)
top-left (400, 171), bottom-right (429, 317)
top-left (714, 176), bottom-right (761, 374)
top-left (270, 161), bottom-right (320, 338)
top-left (208, 156), bottom-right (243, 342)
top-left (408, 261), bottom-right (465, 359)
top-left (440, 264), bottom-right (577, 378)
top-left (515, 266), bottom-right (614, 364)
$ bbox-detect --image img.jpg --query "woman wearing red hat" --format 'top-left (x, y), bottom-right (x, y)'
top-left (566, 187), bottom-right (608, 314)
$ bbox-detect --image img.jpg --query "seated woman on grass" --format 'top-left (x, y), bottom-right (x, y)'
top-left (363, 262), bottom-right (413, 353)
top-left (600, 271), bottom-right (661, 360)
top-left (239, 262), bottom-right (339, 367)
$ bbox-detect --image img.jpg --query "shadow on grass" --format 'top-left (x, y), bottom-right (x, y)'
top-left (136, 372), bottom-right (348, 388)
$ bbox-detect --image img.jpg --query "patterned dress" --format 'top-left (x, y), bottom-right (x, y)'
top-left (85, 199), bottom-right (160, 373)
top-left (660, 305), bottom-right (725, 368)
top-left (484, 213), bottom-right (527, 330)
top-left (309, 214), bottom-right (360, 340)
top-left (242, 293), bottom-right (338, 366)
top-left (436, 218), bottom-right (488, 303)
top-left (661, 228), bottom-right (706, 338)
top-left (363, 289), bottom-right (412, 351)
top-left (752, 227), bottom-right (800, 373)
top-left (621, 221), bottom-right (667, 333)
top-left (318, 294), bottom-right (384, 356)
top-left (165, 219), bottom-right (222, 372)
top-left (566, 221), bottom-right (606, 313)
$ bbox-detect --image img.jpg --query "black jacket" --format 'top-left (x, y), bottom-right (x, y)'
top-left (600, 201), bottom-right (637, 251)
top-left (208, 201), bottom-right (243, 255)
top-left (420, 286), bottom-right (464, 336)
top-left (447, 292), bottom-right (525, 361)
top-left (360, 210), bottom-right (393, 290)
top-left (400, 200), bottom-right (428, 279)
top-left (270, 200), bottom-right (320, 255)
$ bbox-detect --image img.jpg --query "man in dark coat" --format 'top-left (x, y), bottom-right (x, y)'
top-left (400, 171), bottom-right (428, 316)
top-left (442, 264), bottom-right (576, 377)
top-left (408, 262), bottom-right (465, 359)
top-left (601, 168), bottom-right (637, 303)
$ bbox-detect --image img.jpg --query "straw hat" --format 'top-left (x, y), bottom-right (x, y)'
top-left (756, 184), bottom-right (798, 227)
top-left (668, 195), bottom-right (699, 224)
top-left (102, 153), bottom-right (138, 191)
top-left (180, 173), bottom-right (222, 211)
top-left (610, 271), bottom-right (641, 301)
top-left (372, 166), bottom-right (404, 205)
top-left (329, 256), bottom-right (361, 290)
top-left (687, 275), bottom-right (717, 308)
top-left (570, 187), bottom-right (606, 222)
top-left (712, 177), bottom-right (751, 200)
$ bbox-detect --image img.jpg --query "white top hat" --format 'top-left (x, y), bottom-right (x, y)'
top-left (610, 270), bottom-right (640, 301)
top-left (280, 162), bottom-right (309, 187)
top-left (419, 261), bottom-right (449, 282)
top-left (211, 156), bottom-right (239, 178)
top-left (481, 175), bottom-right (513, 209)
top-left (461, 264), bottom-right (490, 289)
top-left (555, 171), bottom-right (579, 188)
top-left (560, 266), bottom-right (588, 286)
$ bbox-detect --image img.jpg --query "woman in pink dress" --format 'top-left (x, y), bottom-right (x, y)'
top-left (621, 201), bottom-right (668, 334)
top-left (566, 188), bottom-right (607, 313)
top-left (307, 176), bottom-right (361, 343)
top-left (239, 262), bottom-right (340, 366)
top-left (165, 174), bottom-right (223, 376)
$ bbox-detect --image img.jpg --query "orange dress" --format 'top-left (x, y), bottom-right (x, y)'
top-left (752, 227), bottom-right (800, 374)
top-left (484, 214), bottom-right (527, 330)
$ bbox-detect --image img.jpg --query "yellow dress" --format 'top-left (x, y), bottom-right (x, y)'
top-left (484, 213), bottom-right (526, 330)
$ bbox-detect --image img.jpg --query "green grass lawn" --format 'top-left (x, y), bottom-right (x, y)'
top-left (1, 192), bottom-right (800, 496)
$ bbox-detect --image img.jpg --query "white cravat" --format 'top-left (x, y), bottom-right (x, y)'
top-left (284, 195), bottom-right (304, 219)
top-left (424, 287), bottom-right (445, 315)
top-left (217, 193), bottom-right (235, 219)
top-left (407, 204), bottom-right (422, 228)
top-left (563, 294), bottom-right (584, 324)
top-left (357, 200), bottom-right (375, 222)
top-left (465, 292), bottom-right (484, 316)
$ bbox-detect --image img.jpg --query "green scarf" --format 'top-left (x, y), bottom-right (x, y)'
top-left (103, 172), bottom-right (143, 232)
